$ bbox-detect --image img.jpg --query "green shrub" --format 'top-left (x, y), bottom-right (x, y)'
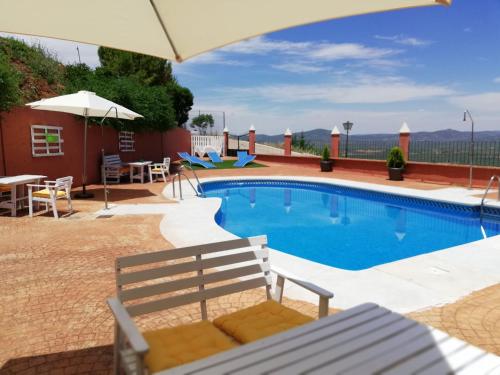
top-left (387, 147), bottom-right (406, 168)
top-left (321, 145), bottom-right (330, 161)
top-left (0, 53), bottom-right (21, 112)
top-left (0, 37), bottom-right (64, 86)
top-left (63, 64), bottom-right (176, 132)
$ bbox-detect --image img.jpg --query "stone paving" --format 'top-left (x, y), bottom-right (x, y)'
top-left (1, 162), bottom-right (499, 374)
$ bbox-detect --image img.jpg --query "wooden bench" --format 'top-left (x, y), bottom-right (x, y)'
top-left (107, 235), bottom-right (334, 375)
top-left (102, 154), bottom-right (129, 184)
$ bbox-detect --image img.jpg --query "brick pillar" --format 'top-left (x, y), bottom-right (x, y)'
top-left (284, 128), bottom-right (292, 156)
top-left (248, 125), bottom-right (256, 155)
top-left (223, 127), bottom-right (229, 156)
top-left (399, 122), bottom-right (410, 161)
top-left (331, 126), bottom-right (340, 158)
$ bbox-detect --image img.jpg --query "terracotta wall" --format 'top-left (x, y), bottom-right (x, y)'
top-left (161, 127), bottom-right (192, 163)
top-left (255, 154), bottom-right (500, 187)
top-left (0, 107), bottom-right (191, 186)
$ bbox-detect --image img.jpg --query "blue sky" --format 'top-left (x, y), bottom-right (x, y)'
top-left (3, 0), bottom-right (500, 135)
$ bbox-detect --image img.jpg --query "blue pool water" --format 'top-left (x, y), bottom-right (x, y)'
top-left (202, 180), bottom-right (500, 270)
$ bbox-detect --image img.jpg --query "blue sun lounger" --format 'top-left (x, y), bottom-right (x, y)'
top-left (207, 151), bottom-right (223, 163)
top-left (178, 152), bottom-right (216, 169)
top-left (233, 151), bottom-right (256, 168)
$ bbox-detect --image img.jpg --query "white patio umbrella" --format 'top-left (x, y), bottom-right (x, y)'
top-left (26, 90), bottom-right (143, 198)
top-left (0, 0), bottom-right (450, 62)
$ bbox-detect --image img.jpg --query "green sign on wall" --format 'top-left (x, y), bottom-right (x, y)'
top-left (45, 132), bottom-right (59, 143)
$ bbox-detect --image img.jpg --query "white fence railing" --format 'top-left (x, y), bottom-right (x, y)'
top-left (191, 135), bottom-right (224, 156)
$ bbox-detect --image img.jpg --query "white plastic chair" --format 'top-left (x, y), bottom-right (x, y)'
top-left (148, 157), bottom-right (171, 183)
top-left (28, 176), bottom-right (73, 219)
top-left (195, 145), bottom-right (206, 157)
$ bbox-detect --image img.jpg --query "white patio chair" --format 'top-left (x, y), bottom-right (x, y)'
top-left (148, 157), bottom-right (171, 183)
top-left (28, 176), bottom-right (73, 219)
top-left (195, 145), bottom-right (206, 157)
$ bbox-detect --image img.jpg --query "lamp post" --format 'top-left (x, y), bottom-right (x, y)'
top-left (463, 110), bottom-right (474, 189)
top-left (342, 121), bottom-right (353, 158)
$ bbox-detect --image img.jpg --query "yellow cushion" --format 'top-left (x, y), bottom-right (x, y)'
top-left (213, 300), bottom-right (314, 344)
top-left (0, 185), bottom-right (10, 192)
top-left (151, 168), bottom-right (163, 172)
top-left (143, 321), bottom-right (237, 373)
top-left (119, 166), bottom-right (130, 174)
top-left (32, 188), bottom-right (66, 199)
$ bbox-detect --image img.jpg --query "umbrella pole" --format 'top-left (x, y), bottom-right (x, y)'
top-left (75, 115), bottom-right (94, 199)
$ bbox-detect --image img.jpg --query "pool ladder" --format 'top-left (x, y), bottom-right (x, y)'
top-left (171, 165), bottom-right (206, 200)
top-left (480, 175), bottom-right (500, 218)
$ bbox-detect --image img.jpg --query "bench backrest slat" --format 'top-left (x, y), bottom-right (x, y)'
top-left (118, 249), bottom-right (268, 286)
top-left (115, 235), bottom-right (271, 319)
top-left (127, 277), bottom-right (270, 317)
top-left (117, 236), bottom-right (267, 268)
top-left (103, 154), bottom-right (122, 166)
top-left (119, 263), bottom-right (270, 302)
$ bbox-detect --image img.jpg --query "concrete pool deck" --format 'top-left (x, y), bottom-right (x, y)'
top-left (2, 165), bottom-right (500, 373)
top-left (154, 174), bottom-right (500, 313)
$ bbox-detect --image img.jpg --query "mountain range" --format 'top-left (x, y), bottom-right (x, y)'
top-left (255, 128), bottom-right (500, 144)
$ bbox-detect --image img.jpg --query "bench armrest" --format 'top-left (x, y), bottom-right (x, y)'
top-left (271, 267), bottom-right (333, 318)
top-left (107, 297), bottom-right (149, 355)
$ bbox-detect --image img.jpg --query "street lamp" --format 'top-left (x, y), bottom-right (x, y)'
top-left (463, 110), bottom-right (474, 189)
top-left (342, 121), bottom-right (353, 158)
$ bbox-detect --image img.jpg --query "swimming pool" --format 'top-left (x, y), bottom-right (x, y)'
top-left (202, 179), bottom-right (500, 271)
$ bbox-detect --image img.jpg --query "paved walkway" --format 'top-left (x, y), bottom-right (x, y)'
top-left (1, 164), bottom-right (499, 374)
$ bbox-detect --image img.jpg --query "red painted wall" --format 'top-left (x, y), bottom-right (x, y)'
top-left (161, 127), bottom-right (191, 163)
top-left (0, 107), bottom-right (191, 186)
top-left (256, 154), bottom-right (499, 187)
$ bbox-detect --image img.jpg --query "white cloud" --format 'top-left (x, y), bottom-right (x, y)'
top-left (195, 36), bottom-right (402, 70)
top-left (183, 51), bottom-right (252, 66)
top-left (309, 43), bottom-right (399, 61)
top-left (374, 34), bottom-right (433, 47)
top-left (0, 32), bottom-right (100, 67)
top-left (271, 62), bottom-right (328, 74)
top-left (448, 92), bottom-right (500, 113)
top-left (493, 77), bottom-right (500, 83)
top-left (221, 36), bottom-right (310, 55)
top-left (222, 76), bottom-right (454, 104)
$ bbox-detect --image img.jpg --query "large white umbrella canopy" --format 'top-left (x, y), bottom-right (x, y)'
top-left (26, 90), bottom-right (143, 119)
top-left (0, 0), bottom-right (450, 62)
top-left (27, 91), bottom-right (143, 197)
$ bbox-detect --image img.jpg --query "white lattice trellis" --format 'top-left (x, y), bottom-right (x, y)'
top-left (119, 131), bottom-right (135, 152)
top-left (31, 125), bottom-right (64, 157)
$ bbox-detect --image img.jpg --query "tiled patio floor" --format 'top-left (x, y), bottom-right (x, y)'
top-left (1, 161), bottom-right (498, 374)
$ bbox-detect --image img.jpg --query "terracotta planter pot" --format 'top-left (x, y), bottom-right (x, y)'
top-left (320, 160), bottom-right (333, 172)
top-left (388, 167), bottom-right (404, 181)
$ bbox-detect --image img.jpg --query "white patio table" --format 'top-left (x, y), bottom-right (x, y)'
top-left (0, 174), bottom-right (47, 217)
top-left (162, 303), bottom-right (500, 375)
top-left (128, 161), bottom-right (152, 184)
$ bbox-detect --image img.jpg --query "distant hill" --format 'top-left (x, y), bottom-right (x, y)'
top-left (256, 128), bottom-right (500, 144)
